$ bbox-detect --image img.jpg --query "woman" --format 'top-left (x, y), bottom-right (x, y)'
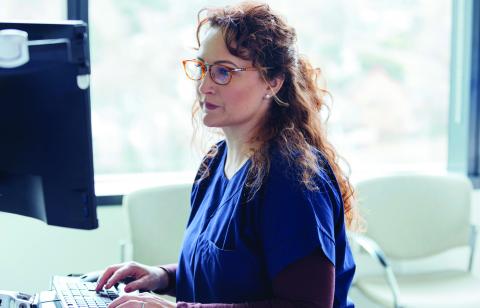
top-left (97, 2), bottom-right (358, 307)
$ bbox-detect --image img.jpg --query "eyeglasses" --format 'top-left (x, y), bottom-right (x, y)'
top-left (182, 59), bottom-right (260, 85)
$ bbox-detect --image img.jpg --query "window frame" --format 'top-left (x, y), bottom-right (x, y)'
top-left (67, 0), bottom-right (88, 23)
top-left (470, 0), bottom-right (480, 187)
top-left (448, 0), bottom-right (480, 188)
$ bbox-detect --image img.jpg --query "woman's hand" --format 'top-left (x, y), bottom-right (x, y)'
top-left (108, 293), bottom-right (176, 308)
top-left (95, 262), bottom-right (169, 293)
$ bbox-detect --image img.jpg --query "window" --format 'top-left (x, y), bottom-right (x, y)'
top-left (1, 0), bottom-right (455, 194)
top-left (0, 0), bottom-right (66, 20)
top-left (89, 1), bottom-right (200, 176)
top-left (302, 0), bottom-right (451, 179)
top-left (89, 0), bottom-right (451, 185)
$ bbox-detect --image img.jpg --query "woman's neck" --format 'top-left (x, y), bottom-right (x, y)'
top-left (222, 131), bottom-right (255, 179)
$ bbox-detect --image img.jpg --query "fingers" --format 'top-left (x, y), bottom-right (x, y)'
top-left (108, 294), bottom-right (135, 308)
top-left (123, 276), bottom-right (150, 293)
top-left (96, 262), bottom-right (157, 293)
top-left (109, 294), bottom-right (152, 308)
top-left (109, 294), bottom-right (174, 308)
top-left (115, 302), bottom-right (142, 308)
top-left (104, 264), bottom-right (138, 289)
top-left (109, 295), bottom-right (142, 308)
top-left (96, 264), bottom-right (122, 291)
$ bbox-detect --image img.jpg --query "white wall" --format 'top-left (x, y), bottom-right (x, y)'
top-left (0, 205), bottom-right (129, 294)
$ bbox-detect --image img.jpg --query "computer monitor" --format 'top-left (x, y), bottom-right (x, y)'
top-left (0, 20), bottom-right (98, 230)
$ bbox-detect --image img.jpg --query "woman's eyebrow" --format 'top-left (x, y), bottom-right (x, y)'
top-left (196, 56), bottom-right (240, 67)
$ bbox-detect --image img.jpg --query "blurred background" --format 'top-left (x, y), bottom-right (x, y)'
top-left (0, 0), bottom-right (452, 186)
top-left (1, 1), bottom-right (478, 307)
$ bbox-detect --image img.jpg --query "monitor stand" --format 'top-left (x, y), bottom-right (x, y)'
top-left (0, 173), bottom-right (46, 222)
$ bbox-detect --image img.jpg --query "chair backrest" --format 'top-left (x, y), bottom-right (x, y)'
top-left (355, 174), bottom-right (472, 259)
top-left (123, 183), bottom-right (192, 265)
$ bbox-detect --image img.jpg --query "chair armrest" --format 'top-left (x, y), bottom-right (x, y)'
top-left (350, 233), bottom-right (404, 308)
top-left (350, 233), bottom-right (390, 267)
top-left (469, 225), bottom-right (478, 272)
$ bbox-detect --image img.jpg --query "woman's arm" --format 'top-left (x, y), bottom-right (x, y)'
top-left (177, 248), bottom-right (335, 308)
top-left (155, 263), bottom-right (178, 297)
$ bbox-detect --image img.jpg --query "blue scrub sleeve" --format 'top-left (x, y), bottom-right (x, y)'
top-left (259, 167), bottom-right (338, 280)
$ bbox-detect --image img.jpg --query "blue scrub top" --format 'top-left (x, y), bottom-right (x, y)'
top-left (176, 141), bottom-right (355, 307)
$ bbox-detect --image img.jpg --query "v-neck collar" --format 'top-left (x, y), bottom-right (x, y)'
top-left (220, 143), bottom-right (251, 182)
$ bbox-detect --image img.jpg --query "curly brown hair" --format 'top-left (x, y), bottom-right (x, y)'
top-left (192, 2), bottom-right (359, 229)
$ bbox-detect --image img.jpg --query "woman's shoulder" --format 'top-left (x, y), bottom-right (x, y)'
top-left (262, 144), bottom-right (343, 217)
top-left (266, 144), bottom-right (342, 201)
top-left (267, 144), bottom-right (335, 184)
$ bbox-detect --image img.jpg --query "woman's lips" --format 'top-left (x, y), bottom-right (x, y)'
top-left (204, 102), bottom-right (220, 110)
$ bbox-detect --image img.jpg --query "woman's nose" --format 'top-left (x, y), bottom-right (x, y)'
top-left (198, 70), bottom-right (216, 95)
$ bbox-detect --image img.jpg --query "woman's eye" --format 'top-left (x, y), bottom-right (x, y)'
top-left (217, 66), bottom-right (230, 76)
top-left (211, 66), bottom-right (231, 84)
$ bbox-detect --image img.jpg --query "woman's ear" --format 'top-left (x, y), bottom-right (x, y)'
top-left (267, 75), bottom-right (285, 96)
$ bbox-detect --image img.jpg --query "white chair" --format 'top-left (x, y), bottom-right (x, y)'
top-left (123, 183), bottom-right (192, 265)
top-left (351, 173), bottom-right (480, 308)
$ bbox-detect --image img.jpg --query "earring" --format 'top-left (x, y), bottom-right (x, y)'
top-left (264, 94), bottom-right (271, 100)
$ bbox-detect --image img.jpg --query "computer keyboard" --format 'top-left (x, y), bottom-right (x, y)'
top-left (52, 276), bottom-right (120, 308)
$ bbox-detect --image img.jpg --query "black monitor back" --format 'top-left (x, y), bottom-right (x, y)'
top-left (0, 21), bottom-right (98, 229)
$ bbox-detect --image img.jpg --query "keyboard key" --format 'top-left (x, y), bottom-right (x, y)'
top-left (54, 276), bottom-right (121, 308)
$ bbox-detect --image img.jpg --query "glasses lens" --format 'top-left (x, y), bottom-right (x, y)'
top-left (211, 65), bottom-right (231, 85)
top-left (184, 61), bottom-right (203, 80)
